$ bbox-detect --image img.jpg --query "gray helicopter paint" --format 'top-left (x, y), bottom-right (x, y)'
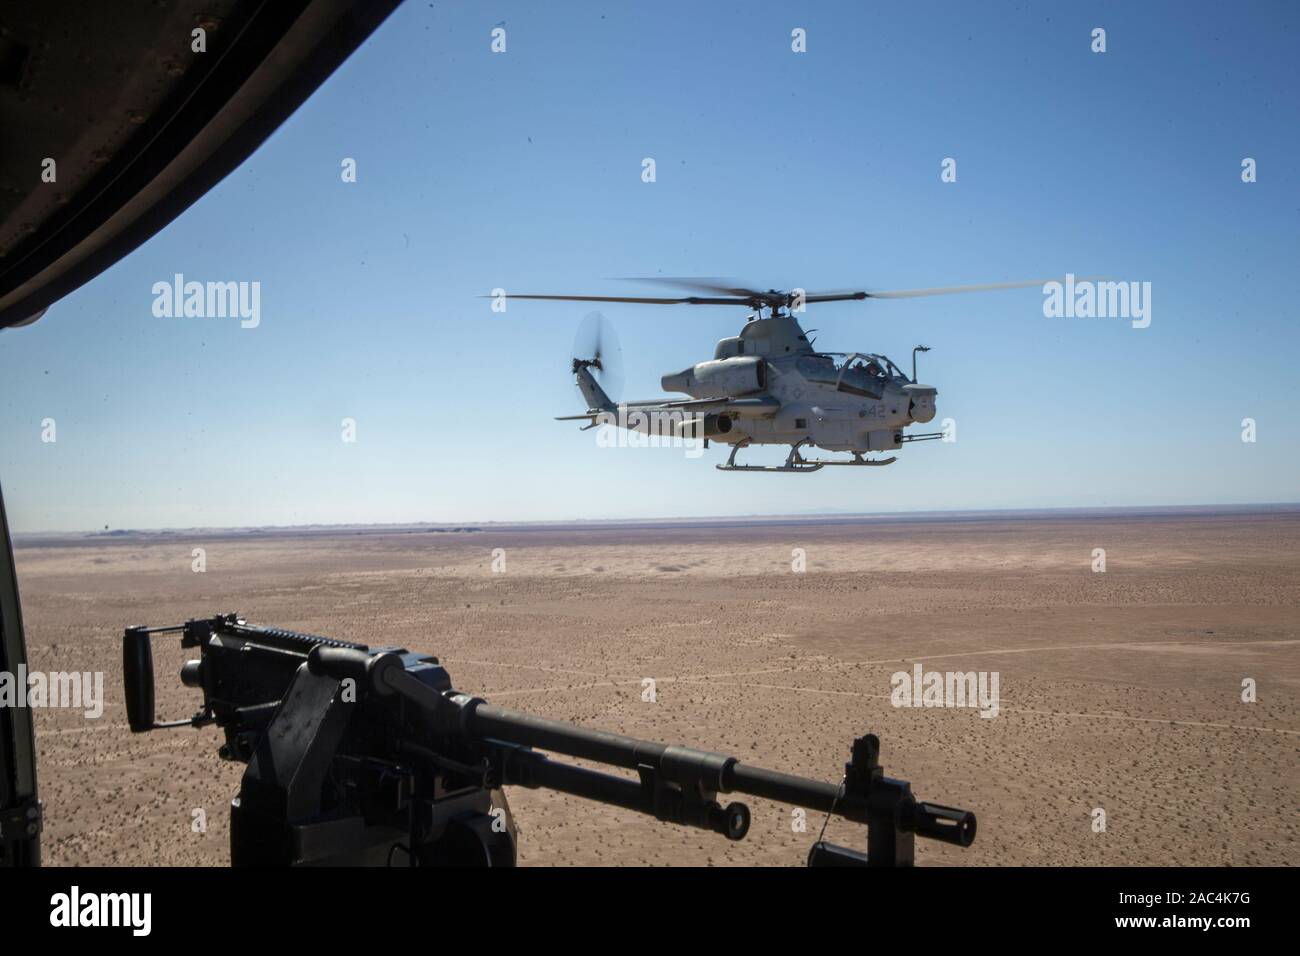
top-left (568, 313), bottom-right (938, 458)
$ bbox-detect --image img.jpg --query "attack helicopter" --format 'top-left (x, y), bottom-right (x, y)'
top-left (505, 277), bottom-right (1050, 473)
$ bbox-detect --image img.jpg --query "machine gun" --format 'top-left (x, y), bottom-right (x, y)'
top-left (123, 614), bottom-right (976, 866)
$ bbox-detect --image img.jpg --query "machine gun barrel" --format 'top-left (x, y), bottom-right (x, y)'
top-left (432, 696), bottom-right (975, 849)
top-left (304, 658), bottom-right (757, 840)
top-left (462, 699), bottom-right (849, 813)
top-left (724, 763), bottom-right (976, 844)
top-left (727, 763), bottom-right (845, 815)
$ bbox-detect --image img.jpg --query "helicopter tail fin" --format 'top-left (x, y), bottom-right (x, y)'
top-left (573, 361), bottom-right (615, 413)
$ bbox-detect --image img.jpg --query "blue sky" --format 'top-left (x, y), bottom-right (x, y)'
top-left (2, 0), bottom-right (1297, 532)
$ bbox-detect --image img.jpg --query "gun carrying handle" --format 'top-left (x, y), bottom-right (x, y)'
top-left (307, 646), bottom-right (456, 720)
top-left (123, 626), bottom-right (156, 732)
top-left (308, 645), bottom-right (387, 688)
top-left (123, 624), bottom-right (193, 731)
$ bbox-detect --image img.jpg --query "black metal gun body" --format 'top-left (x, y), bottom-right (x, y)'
top-left (124, 614), bottom-right (975, 867)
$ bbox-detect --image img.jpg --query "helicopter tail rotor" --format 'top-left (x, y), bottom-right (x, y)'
top-left (570, 311), bottom-right (623, 410)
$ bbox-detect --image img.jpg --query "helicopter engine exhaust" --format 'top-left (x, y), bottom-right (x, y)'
top-left (675, 413), bottom-right (733, 438)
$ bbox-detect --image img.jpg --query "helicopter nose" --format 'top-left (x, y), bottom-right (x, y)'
top-left (903, 384), bottom-right (937, 423)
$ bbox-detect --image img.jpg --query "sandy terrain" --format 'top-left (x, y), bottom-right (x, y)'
top-left (12, 508), bottom-right (1299, 866)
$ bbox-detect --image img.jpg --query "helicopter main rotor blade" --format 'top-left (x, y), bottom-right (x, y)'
top-left (502, 293), bottom-right (755, 306)
top-left (863, 279), bottom-right (1061, 299)
top-left (804, 292), bottom-right (870, 303)
top-left (621, 279), bottom-right (871, 305)
top-left (615, 276), bottom-right (768, 298)
top-left (498, 276), bottom-right (1079, 309)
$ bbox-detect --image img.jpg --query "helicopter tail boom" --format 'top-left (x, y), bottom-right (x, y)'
top-left (573, 362), bottom-right (616, 414)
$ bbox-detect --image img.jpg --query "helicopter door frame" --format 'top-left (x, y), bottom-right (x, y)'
top-left (833, 352), bottom-right (865, 392)
top-left (0, 478), bottom-right (39, 866)
top-left (833, 352), bottom-right (882, 400)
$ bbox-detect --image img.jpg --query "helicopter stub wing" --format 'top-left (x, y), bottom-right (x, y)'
top-left (558, 396), bottom-right (779, 418)
top-left (554, 395), bottom-right (779, 428)
top-left (653, 396), bottom-right (780, 418)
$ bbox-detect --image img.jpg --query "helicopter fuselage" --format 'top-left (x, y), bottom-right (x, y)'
top-left (620, 314), bottom-right (938, 455)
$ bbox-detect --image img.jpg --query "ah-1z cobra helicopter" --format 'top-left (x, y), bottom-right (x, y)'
top-left (507, 277), bottom-right (1049, 473)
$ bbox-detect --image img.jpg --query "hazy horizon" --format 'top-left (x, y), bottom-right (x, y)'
top-left (12, 500), bottom-right (1299, 540)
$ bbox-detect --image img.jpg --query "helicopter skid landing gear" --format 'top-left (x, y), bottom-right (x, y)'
top-left (716, 439), bottom-right (825, 473)
top-left (804, 451), bottom-right (898, 467)
top-left (716, 441), bottom-right (897, 472)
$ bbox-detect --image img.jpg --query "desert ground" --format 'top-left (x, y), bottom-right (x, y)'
top-left (12, 507), bottom-right (1299, 866)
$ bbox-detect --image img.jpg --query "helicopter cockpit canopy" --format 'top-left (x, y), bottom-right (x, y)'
top-left (796, 352), bottom-right (903, 399)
